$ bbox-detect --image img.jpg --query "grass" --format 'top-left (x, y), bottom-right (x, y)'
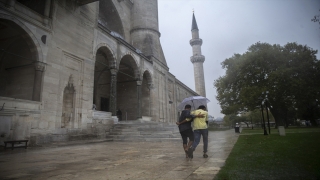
top-left (240, 127), bottom-right (320, 135)
top-left (214, 128), bottom-right (320, 180)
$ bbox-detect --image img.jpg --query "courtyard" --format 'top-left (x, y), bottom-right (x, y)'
top-left (0, 129), bottom-right (238, 180)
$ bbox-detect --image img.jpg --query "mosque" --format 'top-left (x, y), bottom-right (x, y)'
top-left (0, 0), bottom-right (206, 145)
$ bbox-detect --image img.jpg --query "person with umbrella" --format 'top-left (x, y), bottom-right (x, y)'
top-left (178, 105), bottom-right (209, 158)
top-left (176, 104), bottom-right (204, 159)
top-left (190, 105), bottom-right (209, 158)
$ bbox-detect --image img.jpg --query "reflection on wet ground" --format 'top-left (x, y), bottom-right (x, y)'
top-left (0, 129), bottom-right (239, 180)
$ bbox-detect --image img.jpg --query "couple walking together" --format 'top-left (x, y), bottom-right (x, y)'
top-left (176, 105), bottom-right (208, 159)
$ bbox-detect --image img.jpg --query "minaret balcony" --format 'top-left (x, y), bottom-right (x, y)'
top-left (190, 55), bottom-right (205, 63)
top-left (190, 38), bottom-right (203, 46)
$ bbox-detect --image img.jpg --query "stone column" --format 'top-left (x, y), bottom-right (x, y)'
top-left (136, 80), bottom-right (142, 119)
top-left (109, 69), bottom-right (118, 116)
top-left (148, 83), bottom-right (154, 117)
top-left (32, 62), bottom-right (45, 101)
top-left (43, 0), bottom-right (51, 25)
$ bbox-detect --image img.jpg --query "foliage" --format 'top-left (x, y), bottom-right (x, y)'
top-left (214, 130), bottom-right (320, 180)
top-left (214, 42), bottom-right (320, 127)
top-left (311, 9), bottom-right (320, 27)
top-left (243, 109), bottom-right (275, 126)
top-left (223, 114), bottom-right (239, 127)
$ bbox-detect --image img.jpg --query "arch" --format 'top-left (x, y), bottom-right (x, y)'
top-left (92, 45), bottom-right (117, 111)
top-left (99, 0), bottom-right (125, 38)
top-left (142, 69), bottom-right (153, 86)
top-left (93, 43), bottom-right (116, 68)
top-left (116, 54), bottom-right (140, 120)
top-left (119, 53), bottom-right (140, 79)
top-left (61, 75), bottom-right (76, 128)
top-left (0, 14), bottom-right (43, 63)
top-left (0, 16), bottom-right (44, 101)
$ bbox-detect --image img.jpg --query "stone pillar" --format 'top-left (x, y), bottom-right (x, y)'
top-left (148, 83), bottom-right (154, 117)
top-left (6, 0), bottom-right (15, 9)
top-left (43, 0), bottom-right (51, 25)
top-left (137, 80), bottom-right (142, 119)
top-left (109, 69), bottom-right (118, 116)
top-left (32, 62), bottom-right (45, 101)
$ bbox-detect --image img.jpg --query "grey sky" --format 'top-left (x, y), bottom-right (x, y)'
top-left (158, 0), bottom-right (320, 119)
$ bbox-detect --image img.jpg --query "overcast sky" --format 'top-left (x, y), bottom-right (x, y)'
top-left (158, 0), bottom-right (320, 119)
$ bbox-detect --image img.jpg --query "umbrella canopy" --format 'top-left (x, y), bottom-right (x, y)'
top-left (177, 96), bottom-right (210, 111)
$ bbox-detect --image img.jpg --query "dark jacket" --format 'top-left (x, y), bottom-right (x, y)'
top-left (178, 109), bottom-right (195, 132)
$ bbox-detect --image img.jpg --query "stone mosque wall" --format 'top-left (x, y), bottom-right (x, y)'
top-left (0, 0), bottom-right (198, 145)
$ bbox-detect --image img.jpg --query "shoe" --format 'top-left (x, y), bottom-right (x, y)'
top-left (187, 147), bottom-right (193, 159)
top-left (203, 153), bottom-right (208, 158)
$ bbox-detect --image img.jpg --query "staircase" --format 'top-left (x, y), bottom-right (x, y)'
top-left (107, 120), bottom-right (181, 142)
top-left (88, 110), bottom-right (116, 139)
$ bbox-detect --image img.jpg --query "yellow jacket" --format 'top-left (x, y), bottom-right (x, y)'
top-left (191, 109), bottom-right (208, 130)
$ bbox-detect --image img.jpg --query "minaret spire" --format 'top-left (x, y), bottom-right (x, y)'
top-left (190, 12), bottom-right (206, 97)
top-left (191, 12), bottom-right (198, 30)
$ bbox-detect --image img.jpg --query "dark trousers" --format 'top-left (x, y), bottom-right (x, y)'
top-left (192, 129), bottom-right (208, 153)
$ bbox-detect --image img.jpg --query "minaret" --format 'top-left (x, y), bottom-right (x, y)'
top-left (131, 0), bottom-right (167, 66)
top-left (190, 12), bottom-right (206, 97)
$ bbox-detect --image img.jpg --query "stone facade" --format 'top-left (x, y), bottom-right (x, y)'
top-left (0, 0), bottom-right (198, 145)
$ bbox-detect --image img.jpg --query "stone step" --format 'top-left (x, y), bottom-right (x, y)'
top-left (93, 111), bottom-right (112, 118)
top-left (110, 127), bottom-right (178, 133)
top-left (108, 133), bottom-right (180, 139)
top-left (116, 123), bottom-right (166, 127)
top-left (117, 120), bottom-right (160, 124)
top-left (108, 120), bottom-right (181, 142)
top-left (111, 138), bottom-right (181, 142)
top-left (137, 127), bottom-right (177, 131)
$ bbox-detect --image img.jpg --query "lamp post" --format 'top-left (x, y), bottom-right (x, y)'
top-left (265, 99), bottom-right (271, 134)
top-left (258, 96), bottom-right (268, 135)
top-left (265, 91), bottom-right (271, 134)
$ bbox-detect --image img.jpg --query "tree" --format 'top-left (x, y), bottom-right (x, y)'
top-left (214, 42), bottom-right (320, 127)
top-left (311, 9), bottom-right (320, 28)
top-left (223, 114), bottom-right (242, 127)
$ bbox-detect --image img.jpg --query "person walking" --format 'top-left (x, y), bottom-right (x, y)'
top-left (116, 109), bottom-right (122, 121)
top-left (190, 105), bottom-right (209, 158)
top-left (176, 105), bottom-right (203, 159)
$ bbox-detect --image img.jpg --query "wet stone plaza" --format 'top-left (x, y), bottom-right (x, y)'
top-left (0, 130), bottom-right (239, 180)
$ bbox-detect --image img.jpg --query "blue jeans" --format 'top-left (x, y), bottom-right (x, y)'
top-left (192, 129), bottom-right (208, 153)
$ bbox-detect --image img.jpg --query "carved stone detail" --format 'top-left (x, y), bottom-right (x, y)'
top-left (189, 38), bottom-right (203, 46)
top-left (61, 75), bottom-right (76, 128)
top-left (34, 61), bottom-right (46, 71)
top-left (136, 80), bottom-right (142, 86)
top-left (190, 55), bottom-right (205, 63)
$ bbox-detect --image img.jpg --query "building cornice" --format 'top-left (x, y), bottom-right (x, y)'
top-left (130, 27), bottom-right (161, 37)
top-left (190, 38), bottom-right (202, 46)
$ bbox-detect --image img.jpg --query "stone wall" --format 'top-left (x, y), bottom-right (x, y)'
top-left (0, 0), bottom-right (199, 145)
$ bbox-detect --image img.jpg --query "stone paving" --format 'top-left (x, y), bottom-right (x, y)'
top-left (0, 129), bottom-right (239, 180)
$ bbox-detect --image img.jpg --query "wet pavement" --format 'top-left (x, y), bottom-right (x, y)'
top-left (0, 129), bottom-right (239, 180)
